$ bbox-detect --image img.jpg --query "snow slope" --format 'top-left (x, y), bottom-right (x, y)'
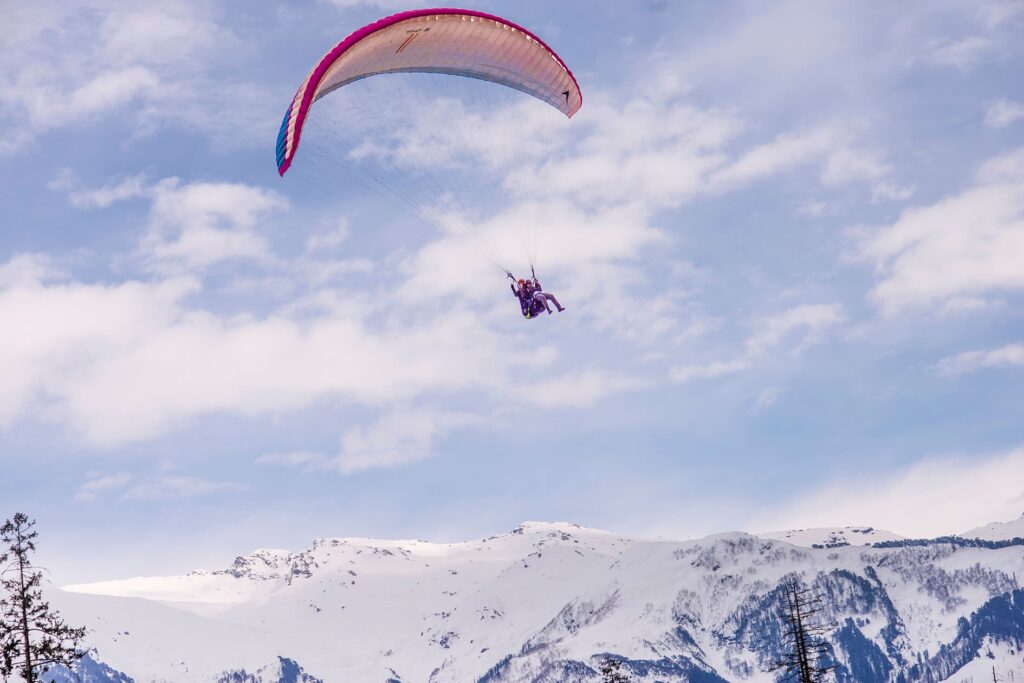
top-left (54, 521), bottom-right (1024, 683)
top-left (962, 513), bottom-right (1024, 541)
top-left (757, 526), bottom-right (905, 547)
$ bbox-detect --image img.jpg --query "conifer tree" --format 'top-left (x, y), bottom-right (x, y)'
top-left (598, 655), bottom-right (630, 682)
top-left (0, 513), bottom-right (85, 682)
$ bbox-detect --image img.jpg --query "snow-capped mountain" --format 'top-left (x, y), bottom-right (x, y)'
top-left (51, 520), bottom-right (1024, 683)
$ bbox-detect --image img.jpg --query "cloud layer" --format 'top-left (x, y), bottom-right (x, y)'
top-left (754, 447), bottom-right (1024, 538)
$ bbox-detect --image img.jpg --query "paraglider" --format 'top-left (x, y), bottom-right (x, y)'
top-left (509, 270), bottom-right (565, 319)
top-left (276, 8), bottom-right (582, 318)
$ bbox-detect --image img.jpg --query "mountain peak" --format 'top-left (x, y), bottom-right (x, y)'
top-left (962, 512), bottom-right (1024, 541)
top-left (510, 520), bottom-right (609, 536)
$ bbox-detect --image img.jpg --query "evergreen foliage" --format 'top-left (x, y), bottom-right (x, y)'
top-left (598, 656), bottom-right (630, 682)
top-left (872, 536), bottom-right (1024, 550)
top-left (0, 513), bottom-right (86, 683)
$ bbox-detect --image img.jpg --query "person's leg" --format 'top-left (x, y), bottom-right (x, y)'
top-left (538, 292), bottom-right (565, 312)
top-left (533, 291), bottom-right (553, 313)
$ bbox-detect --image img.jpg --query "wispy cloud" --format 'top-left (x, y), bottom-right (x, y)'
top-left (984, 99), bottom-right (1024, 128)
top-left (256, 409), bottom-right (478, 475)
top-left (512, 370), bottom-right (648, 409)
top-left (338, 409), bottom-right (478, 473)
top-left (0, 1), bottom-right (276, 155)
top-left (255, 450), bottom-right (331, 472)
top-left (935, 343), bottom-right (1024, 375)
top-left (672, 303), bottom-right (845, 382)
top-left (752, 447), bottom-right (1024, 538)
top-left (305, 219), bottom-right (351, 253)
top-left (920, 36), bottom-right (996, 72)
top-left (54, 172), bottom-right (293, 272)
top-left (860, 147), bottom-right (1024, 314)
top-left (50, 169), bottom-right (150, 209)
top-left (710, 126), bottom-right (907, 200)
top-left (74, 472), bottom-right (135, 502)
top-left (76, 471), bottom-right (247, 502)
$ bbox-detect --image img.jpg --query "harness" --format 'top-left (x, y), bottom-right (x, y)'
top-left (521, 296), bottom-right (546, 319)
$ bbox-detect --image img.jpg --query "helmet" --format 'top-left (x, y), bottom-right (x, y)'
top-left (518, 279), bottom-right (525, 286)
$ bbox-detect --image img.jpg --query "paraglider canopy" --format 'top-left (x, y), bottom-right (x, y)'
top-left (276, 8), bottom-right (583, 176)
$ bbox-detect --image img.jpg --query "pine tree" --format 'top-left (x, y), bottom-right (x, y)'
top-left (770, 579), bottom-right (833, 683)
top-left (0, 514), bottom-right (85, 682)
top-left (598, 656), bottom-right (630, 682)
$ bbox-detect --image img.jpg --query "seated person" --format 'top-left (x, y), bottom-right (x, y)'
top-left (509, 273), bottom-right (565, 317)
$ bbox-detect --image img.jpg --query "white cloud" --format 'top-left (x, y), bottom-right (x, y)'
top-left (76, 471), bottom-right (247, 502)
top-left (74, 472), bottom-right (135, 502)
top-left (397, 199), bottom-right (665, 309)
top-left (64, 67), bottom-right (161, 120)
top-left (939, 295), bottom-right (1003, 316)
top-left (53, 172), bottom-right (291, 271)
top-left (710, 128), bottom-right (833, 190)
top-left (921, 36), bottom-right (995, 72)
top-left (935, 343), bottom-right (1024, 375)
top-left (753, 447), bottom-right (1024, 537)
top-left (671, 358), bottom-right (750, 383)
top-left (51, 171), bottom-right (150, 209)
top-left (977, 0), bottom-right (1024, 29)
top-left (984, 99), bottom-right (1024, 128)
top-left (256, 451), bottom-right (331, 472)
top-left (0, 254), bottom-right (553, 446)
top-left (121, 474), bottom-right (248, 501)
top-left (13, 67), bottom-right (160, 132)
top-left (0, 1), bottom-right (274, 154)
top-left (820, 146), bottom-right (890, 187)
top-left (142, 179), bottom-right (287, 272)
top-left (98, 5), bottom-right (219, 66)
top-left (710, 126), bottom-right (905, 200)
top-left (862, 147), bottom-right (1024, 313)
top-left (0, 272), bottom-right (196, 430)
top-left (305, 219), bottom-right (351, 253)
top-left (745, 303), bottom-right (846, 355)
top-left (799, 200), bottom-right (830, 217)
top-left (0, 253), bottom-right (64, 288)
top-left (337, 409), bottom-right (477, 473)
top-left (0, 99), bottom-right (732, 450)
top-left (512, 370), bottom-right (648, 409)
top-left (672, 303), bottom-right (844, 383)
top-left (258, 412), bottom-right (480, 475)
top-left (519, 96), bottom-right (738, 209)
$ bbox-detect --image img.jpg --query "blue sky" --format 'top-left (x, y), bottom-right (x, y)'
top-left (1, 0), bottom-right (1022, 584)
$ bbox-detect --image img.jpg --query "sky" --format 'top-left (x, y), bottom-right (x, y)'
top-left (1, 0), bottom-right (1022, 584)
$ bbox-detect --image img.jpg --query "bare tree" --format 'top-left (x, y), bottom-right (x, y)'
top-left (771, 579), bottom-right (833, 683)
top-left (0, 514), bottom-right (85, 682)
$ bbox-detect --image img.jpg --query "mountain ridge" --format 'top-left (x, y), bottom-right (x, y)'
top-left (52, 518), bottom-right (1024, 682)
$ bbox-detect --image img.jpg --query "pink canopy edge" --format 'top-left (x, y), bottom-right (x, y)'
top-left (277, 7), bottom-right (583, 176)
